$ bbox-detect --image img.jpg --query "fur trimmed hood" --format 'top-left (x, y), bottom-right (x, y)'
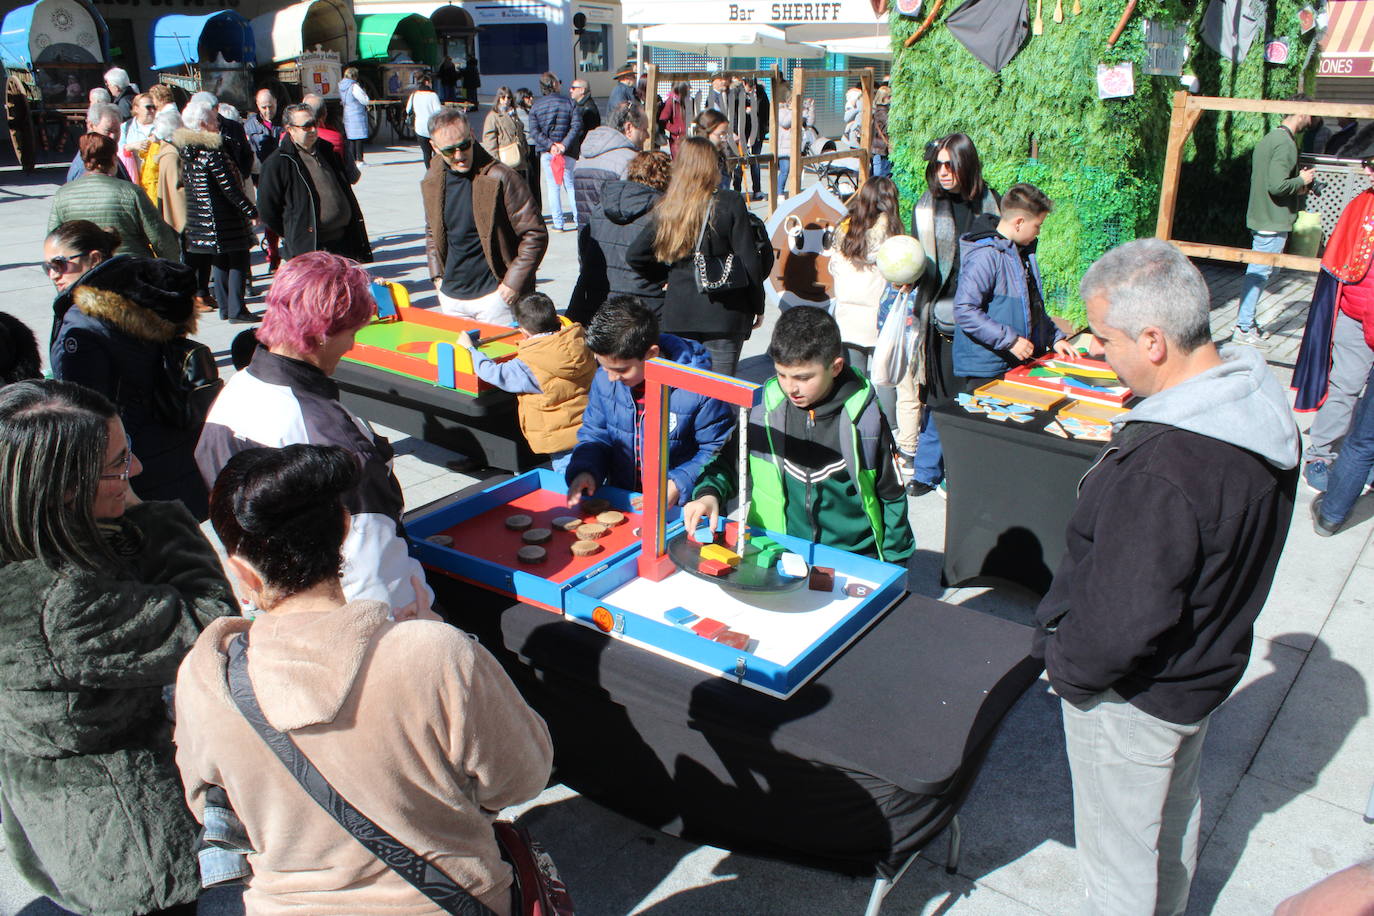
top-left (74, 257), bottom-right (198, 342)
top-left (172, 127), bottom-right (222, 150)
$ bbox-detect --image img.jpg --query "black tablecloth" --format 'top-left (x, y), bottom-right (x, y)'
top-left (433, 576), bottom-right (1042, 877)
top-left (333, 360), bottom-right (541, 472)
top-left (934, 403), bottom-right (1102, 596)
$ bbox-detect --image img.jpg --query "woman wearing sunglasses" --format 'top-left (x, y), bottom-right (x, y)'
top-left (49, 246), bottom-right (214, 520)
top-left (0, 379), bottom-right (236, 916)
top-left (42, 218), bottom-right (121, 347)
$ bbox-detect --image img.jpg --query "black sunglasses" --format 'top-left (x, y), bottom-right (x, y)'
top-left (434, 138), bottom-right (474, 157)
top-left (44, 253), bottom-right (88, 274)
top-left (289, 119), bottom-right (318, 130)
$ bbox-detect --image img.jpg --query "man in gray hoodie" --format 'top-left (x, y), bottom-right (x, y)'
top-left (1035, 239), bottom-right (1299, 916)
top-left (572, 101), bottom-right (645, 228)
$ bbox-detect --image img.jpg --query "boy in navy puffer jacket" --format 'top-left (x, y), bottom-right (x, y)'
top-left (952, 183), bottom-right (1076, 384)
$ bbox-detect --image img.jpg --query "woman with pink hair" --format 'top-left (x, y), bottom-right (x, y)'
top-left (194, 251), bottom-right (436, 620)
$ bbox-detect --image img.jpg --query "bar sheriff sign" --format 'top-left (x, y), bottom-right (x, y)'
top-left (622, 0), bottom-right (881, 23)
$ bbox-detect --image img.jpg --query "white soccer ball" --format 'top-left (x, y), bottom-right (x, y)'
top-left (876, 235), bottom-right (927, 286)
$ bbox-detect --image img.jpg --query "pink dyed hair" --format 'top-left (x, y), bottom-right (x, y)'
top-left (256, 251), bottom-right (374, 353)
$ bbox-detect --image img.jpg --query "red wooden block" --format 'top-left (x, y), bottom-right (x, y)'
top-left (698, 558), bottom-right (733, 577)
top-left (691, 618), bottom-right (727, 639)
top-left (714, 630), bottom-right (751, 650)
top-left (808, 565), bottom-right (836, 592)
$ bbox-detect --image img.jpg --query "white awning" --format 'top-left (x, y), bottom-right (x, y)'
top-left (252, 0), bottom-right (357, 65)
top-left (806, 33), bottom-right (890, 57)
top-left (639, 23), bottom-right (825, 58)
top-left (624, 0), bottom-right (882, 26)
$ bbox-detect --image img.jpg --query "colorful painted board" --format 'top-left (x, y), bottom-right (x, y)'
top-left (1004, 355), bottom-right (1133, 406)
top-left (342, 305), bottom-right (519, 396)
top-left (971, 380), bottom-right (1066, 411)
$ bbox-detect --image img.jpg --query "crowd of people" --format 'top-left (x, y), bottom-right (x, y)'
top-left (0, 69), bottom-right (1368, 916)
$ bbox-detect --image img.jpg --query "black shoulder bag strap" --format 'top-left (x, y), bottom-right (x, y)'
top-left (225, 633), bottom-right (495, 916)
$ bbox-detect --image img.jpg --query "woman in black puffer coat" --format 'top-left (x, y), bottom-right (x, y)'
top-left (175, 100), bottom-right (257, 322)
top-left (567, 150), bottom-right (669, 325)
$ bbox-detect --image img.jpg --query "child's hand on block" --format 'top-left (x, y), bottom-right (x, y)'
top-left (1052, 339), bottom-right (1079, 360)
top-left (566, 472), bottom-right (597, 508)
top-left (682, 494), bottom-right (721, 539)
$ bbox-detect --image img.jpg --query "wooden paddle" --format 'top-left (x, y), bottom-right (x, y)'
top-left (1033, 0), bottom-right (1044, 35)
top-left (1107, 0), bottom-right (1138, 46)
top-left (903, 0), bottom-right (946, 46)
top-left (1073, 0), bottom-right (1082, 14)
top-left (1054, 0), bottom-right (1064, 23)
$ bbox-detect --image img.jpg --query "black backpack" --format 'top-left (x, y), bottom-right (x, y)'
top-left (153, 337), bottom-right (223, 430)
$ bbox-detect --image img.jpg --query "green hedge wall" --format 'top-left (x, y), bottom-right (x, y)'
top-left (887, 0), bottom-right (1313, 327)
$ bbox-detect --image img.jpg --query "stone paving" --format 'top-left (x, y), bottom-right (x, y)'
top-left (0, 140), bottom-right (1370, 915)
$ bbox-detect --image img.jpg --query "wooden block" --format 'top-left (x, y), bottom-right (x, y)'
top-left (575, 523), bottom-right (609, 540)
top-left (503, 514), bottom-right (533, 531)
top-left (596, 510), bottom-right (627, 527)
top-left (580, 497), bottom-right (611, 515)
top-left (516, 545), bottom-right (546, 564)
top-left (698, 558), bottom-right (733, 577)
top-left (778, 552), bottom-right (808, 578)
top-left (521, 528), bottom-right (552, 545)
top-left (714, 630), bottom-right (751, 650)
top-left (425, 534), bottom-right (453, 546)
top-left (749, 535), bottom-right (779, 552)
top-left (808, 565), bottom-right (835, 592)
top-left (700, 544), bottom-right (742, 567)
top-left (691, 618), bottom-right (727, 639)
top-left (664, 607), bottom-right (698, 625)
top-left (552, 515), bottom-right (581, 531)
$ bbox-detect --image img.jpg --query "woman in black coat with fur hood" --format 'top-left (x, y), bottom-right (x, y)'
top-left (51, 253), bottom-right (211, 520)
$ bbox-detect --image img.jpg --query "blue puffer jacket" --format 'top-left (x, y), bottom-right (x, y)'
top-left (339, 78), bottom-right (370, 140)
top-left (528, 93), bottom-right (581, 155)
top-left (565, 334), bottom-right (733, 504)
top-left (951, 225), bottom-right (1061, 378)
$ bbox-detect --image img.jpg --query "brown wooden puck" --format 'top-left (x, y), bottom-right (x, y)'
top-left (522, 527), bottom-right (552, 545)
top-left (516, 545), bottom-right (547, 564)
top-left (504, 514), bottom-right (533, 531)
top-left (552, 515), bottom-right (581, 531)
top-left (425, 534), bottom-right (453, 546)
top-left (575, 523), bottom-right (609, 540)
top-left (580, 497), bottom-right (611, 515)
top-left (596, 510), bottom-right (626, 527)
top-left (569, 540), bottom-right (602, 557)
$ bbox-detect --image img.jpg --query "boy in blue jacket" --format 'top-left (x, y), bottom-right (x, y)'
top-left (565, 295), bottom-right (733, 508)
top-left (952, 183), bottom-right (1076, 385)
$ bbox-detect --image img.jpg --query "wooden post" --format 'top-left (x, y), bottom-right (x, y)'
top-left (789, 67), bottom-right (805, 198)
top-left (1154, 91), bottom-right (1202, 240)
top-left (645, 63), bottom-right (659, 152)
top-left (768, 65), bottom-right (781, 215)
top-left (858, 68), bottom-right (873, 185)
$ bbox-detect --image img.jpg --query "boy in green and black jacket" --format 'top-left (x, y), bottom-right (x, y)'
top-left (683, 306), bottom-right (914, 565)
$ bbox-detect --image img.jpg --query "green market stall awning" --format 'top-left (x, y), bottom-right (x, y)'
top-left (355, 12), bottom-right (438, 67)
top-left (150, 11), bottom-right (256, 71)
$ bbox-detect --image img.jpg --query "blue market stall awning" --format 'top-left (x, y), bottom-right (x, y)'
top-left (151, 11), bottom-right (255, 71)
top-left (355, 13), bottom-right (438, 67)
top-left (2, 0), bottom-right (109, 69)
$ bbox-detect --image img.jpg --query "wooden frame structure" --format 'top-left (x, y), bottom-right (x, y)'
top-left (1155, 91), bottom-right (1374, 271)
top-left (788, 66), bottom-right (875, 199)
top-left (644, 64), bottom-right (786, 213)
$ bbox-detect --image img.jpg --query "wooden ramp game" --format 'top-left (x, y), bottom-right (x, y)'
top-left (341, 280), bottom-right (521, 396)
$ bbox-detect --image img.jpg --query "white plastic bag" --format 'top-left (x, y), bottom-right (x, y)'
top-left (871, 288), bottom-right (914, 387)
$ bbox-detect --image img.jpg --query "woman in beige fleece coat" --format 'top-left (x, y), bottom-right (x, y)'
top-left (174, 444), bottom-right (553, 915)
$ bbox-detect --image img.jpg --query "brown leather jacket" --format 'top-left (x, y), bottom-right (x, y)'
top-left (422, 143), bottom-right (547, 294)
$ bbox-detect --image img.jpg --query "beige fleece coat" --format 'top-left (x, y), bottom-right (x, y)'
top-left (830, 220), bottom-right (897, 348)
top-left (174, 600), bottom-right (553, 915)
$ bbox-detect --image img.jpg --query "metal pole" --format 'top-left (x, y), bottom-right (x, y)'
top-left (735, 405), bottom-right (750, 554)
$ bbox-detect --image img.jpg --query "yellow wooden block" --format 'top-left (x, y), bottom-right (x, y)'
top-left (700, 544), bottom-right (741, 567)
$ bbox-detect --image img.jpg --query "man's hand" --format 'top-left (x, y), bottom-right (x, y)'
top-left (1300, 167), bottom-right (1317, 187)
top-left (752, 312), bottom-right (765, 329)
top-left (1009, 337), bottom-right (1035, 361)
top-left (567, 472), bottom-right (597, 507)
top-left (682, 494), bottom-right (720, 537)
top-left (1052, 339), bottom-right (1079, 360)
top-left (496, 282), bottom-right (517, 306)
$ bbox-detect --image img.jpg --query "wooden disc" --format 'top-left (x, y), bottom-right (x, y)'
top-left (426, 534), bottom-right (453, 546)
top-left (596, 510), bottom-right (626, 527)
top-left (570, 540), bottom-right (602, 557)
top-left (552, 515), bottom-right (581, 531)
top-left (503, 514), bottom-right (533, 531)
top-left (575, 523), bottom-right (609, 541)
top-left (580, 497), bottom-right (611, 515)
top-left (516, 545), bottom-right (547, 564)
top-left (522, 527), bottom-right (552, 545)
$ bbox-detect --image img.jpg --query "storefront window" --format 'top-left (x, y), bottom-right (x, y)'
top-left (479, 23), bottom-right (549, 74)
top-left (577, 23), bottom-right (611, 72)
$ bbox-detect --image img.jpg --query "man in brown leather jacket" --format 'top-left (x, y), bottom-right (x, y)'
top-left (421, 108), bottom-right (548, 323)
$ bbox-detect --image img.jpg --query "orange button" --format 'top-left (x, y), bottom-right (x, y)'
top-left (592, 606), bottom-right (614, 632)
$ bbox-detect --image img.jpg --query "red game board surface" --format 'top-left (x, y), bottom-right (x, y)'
top-left (436, 490), bottom-right (643, 583)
